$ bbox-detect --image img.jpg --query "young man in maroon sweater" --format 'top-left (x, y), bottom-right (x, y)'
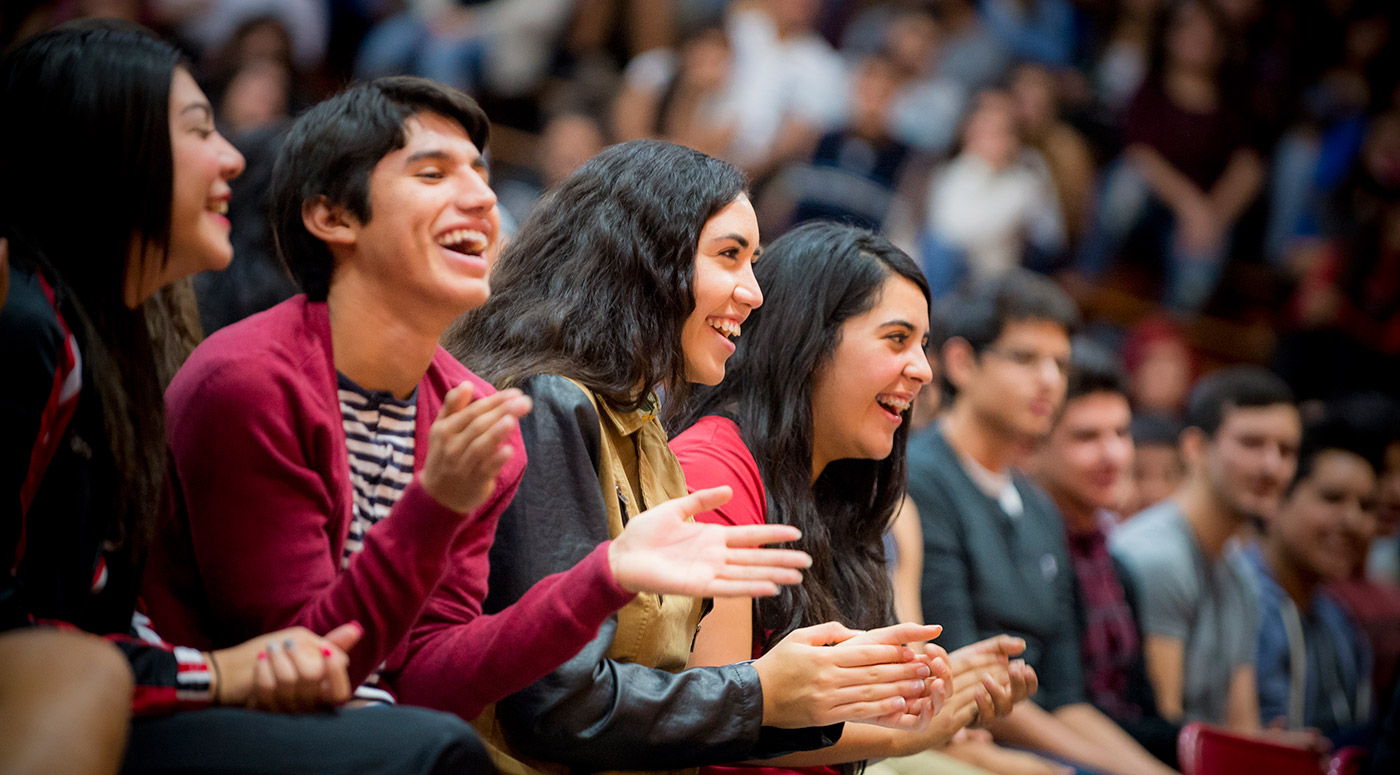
top-left (145, 77), bottom-right (830, 714)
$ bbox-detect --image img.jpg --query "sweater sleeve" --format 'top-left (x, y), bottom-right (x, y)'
top-left (160, 352), bottom-right (469, 685)
top-left (469, 376), bottom-right (835, 768)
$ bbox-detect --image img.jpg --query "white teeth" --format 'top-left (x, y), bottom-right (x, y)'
top-left (707, 318), bottom-right (740, 339)
top-left (436, 228), bottom-right (488, 253)
top-left (877, 396), bottom-right (911, 413)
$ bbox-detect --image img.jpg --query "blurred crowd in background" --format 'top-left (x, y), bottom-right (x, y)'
top-left (4, 0), bottom-right (1398, 413)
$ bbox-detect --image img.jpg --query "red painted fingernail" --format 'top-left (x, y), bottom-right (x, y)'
top-left (322, 647), bottom-right (333, 657)
top-left (257, 651), bottom-right (268, 661)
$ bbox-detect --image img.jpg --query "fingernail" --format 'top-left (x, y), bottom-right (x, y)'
top-left (266, 641), bottom-right (278, 653)
top-left (257, 651), bottom-right (268, 661)
top-left (322, 647), bottom-right (333, 657)
top-left (916, 664), bottom-right (931, 677)
top-left (283, 638), bottom-right (295, 651)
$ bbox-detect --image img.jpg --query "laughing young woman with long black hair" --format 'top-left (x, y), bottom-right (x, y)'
top-left (0, 20), bottom-right (493, 774)
top-left (672, 221), bottom-right (1042, 775)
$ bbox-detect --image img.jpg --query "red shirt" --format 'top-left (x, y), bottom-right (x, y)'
top-left (673, 416), bottom-right (839, 775)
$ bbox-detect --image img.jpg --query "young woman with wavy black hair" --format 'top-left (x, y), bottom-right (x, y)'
top-left (0, 20), bottom-right (496, 775)
top-left (443, 139), bottom-right (944, 775)
top-left (673, 221), bottom-right (1041, 775)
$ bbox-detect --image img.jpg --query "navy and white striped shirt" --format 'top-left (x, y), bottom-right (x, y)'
top-left (337, 373), bottom-right (417, 704)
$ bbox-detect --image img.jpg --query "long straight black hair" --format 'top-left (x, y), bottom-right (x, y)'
top-left (447, 139), bottom-right (747, 414)
top-left (0, 20), bottom-right (189, 557)
top-left (678, 221), bottom-right (931, 648)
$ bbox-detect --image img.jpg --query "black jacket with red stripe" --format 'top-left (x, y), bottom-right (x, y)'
top-left (1, 255), bottom-right (211, 714)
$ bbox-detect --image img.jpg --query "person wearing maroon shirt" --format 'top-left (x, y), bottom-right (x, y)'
top-left (1078, 0), bottom-right (1264, 312)
top-left (1029, 340), bottom-right (1181, 766)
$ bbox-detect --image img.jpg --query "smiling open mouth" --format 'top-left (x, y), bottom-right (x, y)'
top-left (437, 228), bottom-right (487, 256)
top-left (708, 317), bottom-right (741, 339)
top-left (876, 395), bottom-right (911, 414)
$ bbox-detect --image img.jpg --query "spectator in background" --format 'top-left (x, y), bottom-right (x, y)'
top-left (495, 110), bottom-right (607, 226)
top-left (1327, 396), bottom-right (1400, 718)
top-left (1091, 0), bottom-right (1166, 118)
top-left (882, 4), bottom-right (968, 156)
top-left (1011, 62), bottom-right (1096, 247)
top-left (1112, 367), bottom-right (1299, 732)
top-left (921, 91), bottom-right (1064, 298)
top-left (1276, 109), bottom-right (1400, 403)
top-left (721, 0), bottom-right (849, 179)
top-left (203, 16), bottom-right (302, 136)
top-left (1369, 424), bottom-right (1400, 586)
top-left (980, 0), bottom-right (1077, 70)
top-left (1126, 413), bottom-right (1187, 518)
top-left (1078, 0), bottom-right (1264, 312)
top-left (765, 53), bottom-right (913, 235)
top-left (155, 0), bottom-right (329, 72)
top-left (1245, 411), bottom-right (1377, 742)
top-left (1121, 315), bottom-right (1194, 419)
top-left (910, 271), bottom-right (1176, 775)
top-left (1264, 10), bottom-right (1385, 270)
top-left (1030, 339), bottom-right (1182, 766)
top-left (935, 0), bottom-right (1011, 93)
top-left (355, 0), bottom-right (574, 97)
top-left (612, 24), bottom-right (736, 158)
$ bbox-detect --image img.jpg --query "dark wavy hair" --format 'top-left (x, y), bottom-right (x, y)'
top-left (0, 19), bottom-right (187, 558)
top-left (271, 75), bottom-right (490, 301)
top-left (448, 139), bottom-right (747, 412)
top-left (678, 222), bottom-right (931, 649)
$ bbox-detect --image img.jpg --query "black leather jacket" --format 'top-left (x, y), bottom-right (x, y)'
top-left (481, 375), bottom-right (840, 771)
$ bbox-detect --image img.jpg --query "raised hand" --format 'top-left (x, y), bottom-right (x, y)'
top-left (420, 382), bottom-right (532, 514)
top-left (208, 622), bottom-right (363, 713)
top-left (946, 635), bottom-right (1038, 724)
top-left (608, 486), bottom-right (813, 597)
top-left (752, 621), bottom-right (938, 729)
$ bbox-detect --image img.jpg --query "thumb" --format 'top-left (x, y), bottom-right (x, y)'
top-left (445, 381), bottom-right (476, 415)
top-left (323, 621), bottom-right (364, 653)
top-left (670, 486), bottom-right (732, 517)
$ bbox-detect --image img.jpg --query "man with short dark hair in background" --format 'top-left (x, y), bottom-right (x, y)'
top-left (1112, 366), bottom-right (1300, 733)
top-left (910, 271), bottom-right (1175, 775)
top-left (1030, 340), bottom-right (1179, 766)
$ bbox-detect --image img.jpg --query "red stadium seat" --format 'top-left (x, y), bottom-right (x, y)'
top-left (1325, 746), bottom-right (1369, 775)
top-left (1177, 722), bottom-right (1325, 775)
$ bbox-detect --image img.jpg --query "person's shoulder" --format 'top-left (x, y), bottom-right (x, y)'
top-left (1013, 474), bottom-right (1063, 525)
top-left (512, 373), bottom-right (594, 411)
top-left (177, 296), bottom-right (313, 379)
top-left (1112, 502), bottom-right (1190, 563)
top-left (0, 261), bottom-right (63, 358)
top-left (671, 416), bottom-right (756, 475)
top-left (168, 296), bottom-right (323, 410)
top-left (672, 415), bottom-right (744, 451)
top-left (907, 425), bottom-right (953, 465)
